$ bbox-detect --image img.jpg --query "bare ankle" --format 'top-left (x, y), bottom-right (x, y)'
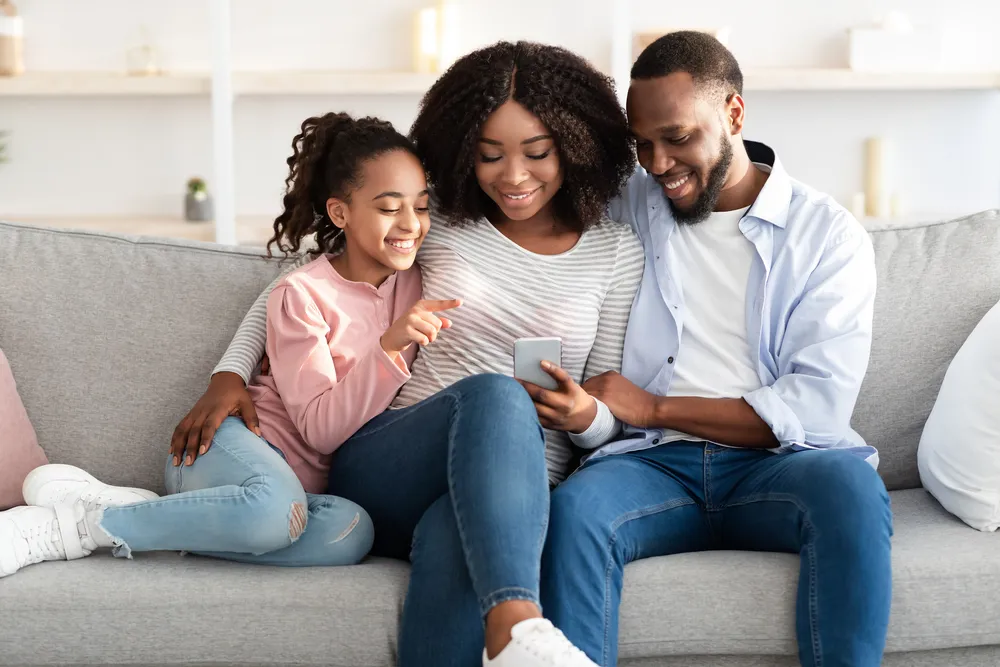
top-left (484, 600), bottom-right (542, 659)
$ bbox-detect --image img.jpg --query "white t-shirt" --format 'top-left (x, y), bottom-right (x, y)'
top-left (658, 204), bottom-right (762, 444)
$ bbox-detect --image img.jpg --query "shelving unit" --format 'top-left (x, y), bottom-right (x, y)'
top-left (2, 0), bottom-right (998, 243)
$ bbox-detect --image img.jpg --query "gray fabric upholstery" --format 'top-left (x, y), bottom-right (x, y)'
top-left (0, 222), bottom-right (290, 494)
top-left (2, 215), bottom-right (999, 666)
top-left (623, 646), bottom-right (1000, 667)
top-left (0, 490), bottom-right (996, 666)
top-left (856, 211), bottom-right (1000, 490)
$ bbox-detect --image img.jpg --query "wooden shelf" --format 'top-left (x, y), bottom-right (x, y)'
top-left (0, 72), bottom-right (211, 96)
top-left (0, 70), bottom-right (438, 97)
top-left (3, 69), bottom-right (997, 97)
top-left (233, 71), bottom-right (438, 95)
top-left (744, 69), bottom-right (1000, 92)
top-left (1, 215), bottom-right (276, 246)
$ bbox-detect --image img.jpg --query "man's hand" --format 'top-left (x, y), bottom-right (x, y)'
top-left (518, 361), bottom-right (597, 434)
top-left (582, 371), bottom-right (658, 428)
top-left (169, 372), bottom-right (260, 467)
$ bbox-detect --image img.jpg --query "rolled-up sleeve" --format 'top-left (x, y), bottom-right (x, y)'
top-left (743, 223), bottom-right (876, 452)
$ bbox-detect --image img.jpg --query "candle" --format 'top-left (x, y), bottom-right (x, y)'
top-left (864, 137), bottom-right (886, 218)
top-left (412, 7), bottom-right (439, 74)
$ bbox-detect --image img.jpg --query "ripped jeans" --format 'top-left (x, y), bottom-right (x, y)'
top-left (97, 417), bottom-right (374, 566)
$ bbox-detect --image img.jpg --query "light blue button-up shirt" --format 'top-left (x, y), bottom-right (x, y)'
top-left (594, 141), bottom-right (879, 466)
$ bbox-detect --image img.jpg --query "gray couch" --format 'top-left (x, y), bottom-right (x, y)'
top-left (0, 212), bottom-right (998, 667)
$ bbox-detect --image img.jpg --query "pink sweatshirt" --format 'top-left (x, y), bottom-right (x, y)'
top-left (246, 255), bottom-right (421, 493)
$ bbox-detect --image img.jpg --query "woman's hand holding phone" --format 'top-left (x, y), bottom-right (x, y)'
top-left (380, 298), bottom-right (462, 358)
top-left (518, 361), bottom-right (598, 434)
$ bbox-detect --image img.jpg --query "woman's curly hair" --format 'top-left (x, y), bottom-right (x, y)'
top-left (410, 41), bottom-right (634, 231)
top-left (267, 112), bottom-right (419, 258)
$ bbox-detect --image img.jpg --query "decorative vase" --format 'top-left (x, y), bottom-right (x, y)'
top-left (185, 191), bottom-right (213, 222)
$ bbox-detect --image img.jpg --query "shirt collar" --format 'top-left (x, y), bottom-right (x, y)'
top-left (744, 141), bottom-right (792, 230)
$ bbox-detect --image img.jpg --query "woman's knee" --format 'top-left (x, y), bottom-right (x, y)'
top-left (451, 373), bottom-right (536, 416)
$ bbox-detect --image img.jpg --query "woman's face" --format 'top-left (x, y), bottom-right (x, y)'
top-left (327, 149), bottom-right (430, 275)
top-left (475, 100), bottom-right (563, 223)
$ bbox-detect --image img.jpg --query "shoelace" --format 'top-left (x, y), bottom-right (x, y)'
top-left (22, 519), bottom-right (63, 563)
top-left (78, 490), bottom-right (108, 512)
top-left (519, 625), bottom-right (590, 665)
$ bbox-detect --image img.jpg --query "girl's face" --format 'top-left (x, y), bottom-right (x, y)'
top-left (327, 149), bottom-right (430, 276)
top-left (475, 100), bottom-right (563, 224)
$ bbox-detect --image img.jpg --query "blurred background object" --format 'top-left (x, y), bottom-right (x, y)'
top-left (0, 0), bottom-right (997, 246)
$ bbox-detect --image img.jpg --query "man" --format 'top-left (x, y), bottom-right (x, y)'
top-left (539, 31), bottom-right (892, 667)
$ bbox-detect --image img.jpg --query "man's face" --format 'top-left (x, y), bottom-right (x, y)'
top-left (627, 72), bottom-right (736, 224)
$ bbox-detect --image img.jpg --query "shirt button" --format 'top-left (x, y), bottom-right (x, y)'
top-left (652, 438), bottom-right (660, 445)
top-left (667, 356), bottom-right (674, 364)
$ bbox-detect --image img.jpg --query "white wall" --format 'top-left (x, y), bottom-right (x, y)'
top-left (0, 0), bottom-right (998, 221)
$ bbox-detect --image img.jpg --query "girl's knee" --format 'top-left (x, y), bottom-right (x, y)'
top-left (242, 479), bottom-right (309, 554)
top-left (304, 496), bottom-right (374, 565)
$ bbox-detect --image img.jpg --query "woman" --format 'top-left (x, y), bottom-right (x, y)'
top-left (174, 42), bottom-right (643, 667)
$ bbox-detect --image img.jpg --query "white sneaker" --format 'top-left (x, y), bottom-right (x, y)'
top-left (483, 619), bottom-right (599, 667)
top-left (23, 464), bottom-right (158, 511)
top-left (0, 504), bottom-right (97, 578)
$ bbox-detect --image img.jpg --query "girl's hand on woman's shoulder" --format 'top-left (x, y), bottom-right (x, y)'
top-left (518, 362), bottom-right (598, 434)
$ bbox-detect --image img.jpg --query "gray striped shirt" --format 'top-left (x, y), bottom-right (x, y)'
top-left (213, 214), bottom-right (644, 484)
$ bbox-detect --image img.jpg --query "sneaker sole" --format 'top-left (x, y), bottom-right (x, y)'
top-left (22, 464), bottom-right (159, 508)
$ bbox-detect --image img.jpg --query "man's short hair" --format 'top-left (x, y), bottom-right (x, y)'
top-left (631, 31), bottom-right (744, 101)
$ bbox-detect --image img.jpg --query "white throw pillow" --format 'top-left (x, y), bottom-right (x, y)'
top-left (918, 300), bottom-right (1000, 531)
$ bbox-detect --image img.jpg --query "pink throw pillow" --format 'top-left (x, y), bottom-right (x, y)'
top-left (0, 348), bottom-right (48, 510)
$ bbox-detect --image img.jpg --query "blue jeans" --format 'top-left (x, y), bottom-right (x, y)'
top-left (326, 374), bottom-right (550, 667)
top-left (541, 442), bottom-right (893, 667)
top-left (98, 417), bottom-right (374, 566)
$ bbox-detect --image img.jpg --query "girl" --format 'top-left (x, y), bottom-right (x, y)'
top-left (0, 113), bottom-right (454, 574)
top-left (168, 42), bottom-right (644, 667)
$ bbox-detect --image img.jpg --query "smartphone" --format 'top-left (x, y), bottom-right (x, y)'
top-left (513, 337), bottom-right (562, 391)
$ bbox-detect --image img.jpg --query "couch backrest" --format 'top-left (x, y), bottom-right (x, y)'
top-left (0, 222), bottom-right (287, 493)
top-left (1, 213), bottom-right (999, 493)
top-left (855, 210), bottom-right (1000, 489)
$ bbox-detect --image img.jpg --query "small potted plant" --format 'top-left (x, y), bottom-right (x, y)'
top-left (184, 177), bottom-right (213, 222)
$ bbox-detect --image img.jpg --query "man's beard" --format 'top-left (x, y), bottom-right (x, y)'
top-left (669, 136), bottom-right (733, 225)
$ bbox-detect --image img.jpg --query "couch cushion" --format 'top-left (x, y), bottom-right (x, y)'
top-left (857, 211), bottom-right (1000, 490)
top-left (918, 299), bottom-right (1000, 531)
top-left (0, 222), bottom-right (291, 493)
top-left (0, 554), bottom-right (408, 667)
top-left (1, 489), bottom-right (995, 666)
top-left (0, 346), bottom-right (48, 510)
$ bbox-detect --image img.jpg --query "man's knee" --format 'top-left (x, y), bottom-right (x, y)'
top-left (799, 452), bottom-right (892, 537)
